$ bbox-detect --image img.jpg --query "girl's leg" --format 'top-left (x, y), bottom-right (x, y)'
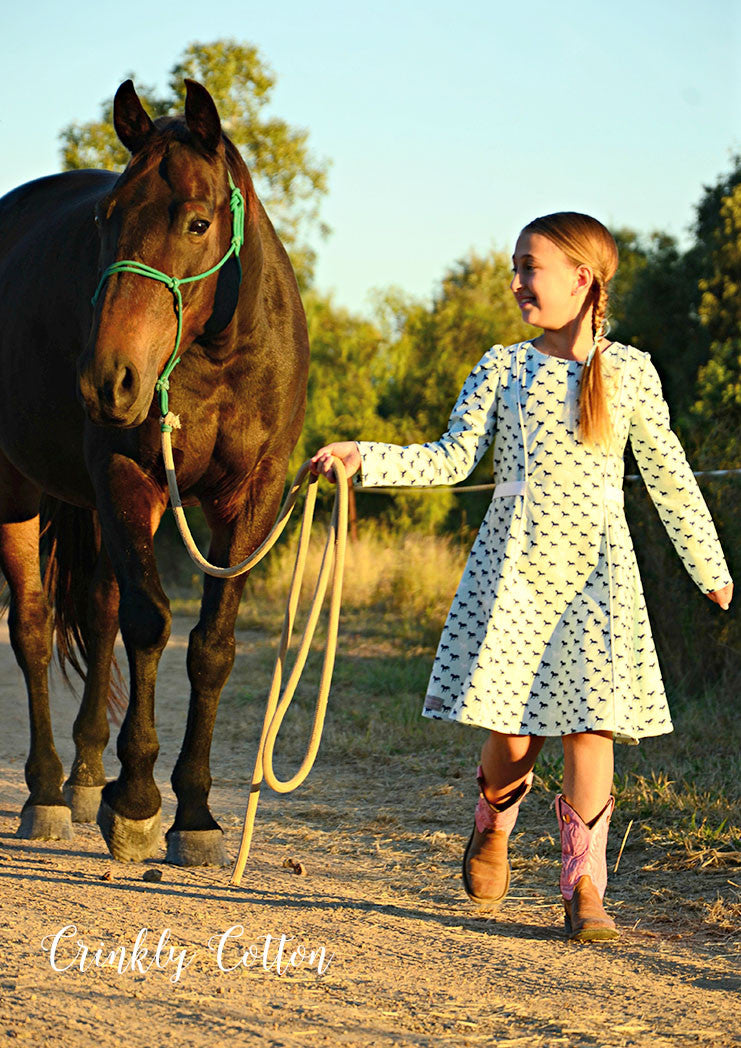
top-left (556, 730), bottom-right (618, 941)
top-left (463, 731), bottom-right (544, 908)
top-left (561, 729), bottom-right (613, 823)
top-left (480, 730), bottom-right (545, 803)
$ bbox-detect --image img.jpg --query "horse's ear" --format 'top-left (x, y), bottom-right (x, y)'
top-left (113, 80), bottom-right (155, 155)
top-left (184, 79), bottom-right (222, 154)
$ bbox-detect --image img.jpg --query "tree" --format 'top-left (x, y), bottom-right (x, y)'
top-left (609, 228), bottom-right (708, 419)
top-left (362, 250), bottom-right (533, 531)
top-left (59, 40), bottom-right (329, 288)
top-left (374, 250), bottom-right (533, 437)
top-left (292, 290), bottom-right (386, 472)
top-left (690, 183), bottom-right (741, 466)
top-left (698, 182), bottom-right (741, 344)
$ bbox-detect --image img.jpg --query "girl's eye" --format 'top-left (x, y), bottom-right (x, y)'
top-left (188, 218), bottom-right (210, 235)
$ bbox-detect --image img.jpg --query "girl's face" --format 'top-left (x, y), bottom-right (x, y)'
top-left (510, 231), bottom-right (591, 331)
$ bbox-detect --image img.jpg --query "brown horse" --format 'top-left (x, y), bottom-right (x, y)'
top-left (0, 79), bottom-right (309, 863)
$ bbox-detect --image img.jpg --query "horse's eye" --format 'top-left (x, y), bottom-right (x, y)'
top-left (189, 219), bottom-right (210, 236)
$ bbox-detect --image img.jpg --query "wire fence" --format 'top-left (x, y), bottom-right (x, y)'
top-left (356, 467), bottom-right (741, 495)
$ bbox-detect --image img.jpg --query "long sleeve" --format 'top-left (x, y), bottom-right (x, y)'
top-left (628, 355), bottom-right (732, 594)
top-left (356, 344), bottom-right (504, 488)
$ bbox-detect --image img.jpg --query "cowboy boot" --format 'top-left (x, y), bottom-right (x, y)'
top-left (462, 766), bottom-right (533, 909)
top-left (556, 794), bottom-right (619, 942)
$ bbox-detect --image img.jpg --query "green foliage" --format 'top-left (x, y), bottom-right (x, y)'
top-left (363, 251), bottom-right (533, 530)
top-left (59, 39), bottom-right (329, 289)
top-left (694, 154), bottom-right (741, 250)
top-left (374, 251), bottom-right (533, 436)
top-left (608, 159), bottom-right (741, 436)
top-left (689, 179), bottom-right (741, 467)
top-left (698, 183), bottom-right (741, 344)
top-left (690, 338), bottom-right (741, 466)
top-left (293, 252), bottom-right (533, 532)
top-left (291, 289), bottom-right (386, 476)
top-left (610, 228), bottom-right (709, 418)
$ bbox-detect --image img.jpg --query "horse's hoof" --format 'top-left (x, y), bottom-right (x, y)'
top-left (165, 829), bottom-right (229, 867)
top-left (63, 783), bottom-right (105, 823)
top-left (17, 805), bottom-right (74, 841)
top-left (97, 800), bottom-right (162, 862)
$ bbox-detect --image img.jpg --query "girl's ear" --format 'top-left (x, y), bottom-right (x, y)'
top-left (573, 264), bottom-right (594, 296)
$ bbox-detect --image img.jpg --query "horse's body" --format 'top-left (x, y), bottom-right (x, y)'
top-left (0, 80), bottom-right (309, 862)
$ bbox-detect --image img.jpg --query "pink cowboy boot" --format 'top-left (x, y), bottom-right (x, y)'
top-left (556, 794), bottom-right (619, 942)
top-left (462, 765), bottom-right (533, 909)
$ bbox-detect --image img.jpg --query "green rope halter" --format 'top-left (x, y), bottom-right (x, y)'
top-left (91, 172), bottom-right (245, 430)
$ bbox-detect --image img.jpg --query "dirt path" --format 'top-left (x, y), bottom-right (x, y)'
top-left (1, 616), bottom-right (739, 1047)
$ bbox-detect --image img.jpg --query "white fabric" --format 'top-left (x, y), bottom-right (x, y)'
top-left (356, 341), bottom-right (732, 742)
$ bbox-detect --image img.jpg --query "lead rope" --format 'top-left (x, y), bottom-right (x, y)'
top-left (160, 420), bottom-right (348, 885)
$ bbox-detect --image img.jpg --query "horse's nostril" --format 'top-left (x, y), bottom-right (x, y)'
top-left (94, 362), bottom-right (140, 418)
top-left (120, 367), bottom-right (135, 394)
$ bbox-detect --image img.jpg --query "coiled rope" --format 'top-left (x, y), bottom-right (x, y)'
top-left (161, 415), bottom-right (348, 886)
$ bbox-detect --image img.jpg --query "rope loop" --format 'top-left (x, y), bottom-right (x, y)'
top-left (160, 419), bottom-right (349, 884)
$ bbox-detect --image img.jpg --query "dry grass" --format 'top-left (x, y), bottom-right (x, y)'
top-left (166, 524), bottom-right (740, 940)
top-left (237, 526), bottom-right (467, 650)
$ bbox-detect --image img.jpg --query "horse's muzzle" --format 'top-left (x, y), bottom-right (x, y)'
top-left (78, 357), bottom-right (147, 427)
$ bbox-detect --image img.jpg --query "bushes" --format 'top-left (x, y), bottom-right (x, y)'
top-left (623, 478), bottom-right (740, 695)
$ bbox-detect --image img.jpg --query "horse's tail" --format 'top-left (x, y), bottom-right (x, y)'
top-left (40, 497), bottom-right (127, 723)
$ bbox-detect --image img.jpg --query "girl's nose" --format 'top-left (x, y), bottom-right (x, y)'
top-left (510, 271), bottom-right (521, 292)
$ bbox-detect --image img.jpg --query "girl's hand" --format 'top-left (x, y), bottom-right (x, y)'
top-left (309, 441), bottom-right (362, 484)
top-left (707, 582), bottom-right (733, 610)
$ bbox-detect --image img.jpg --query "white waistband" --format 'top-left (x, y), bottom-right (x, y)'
top-left (492, 480), bottom-right (623, 504)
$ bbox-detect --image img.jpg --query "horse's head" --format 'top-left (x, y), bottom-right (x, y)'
top-left (79, 79), bottom-right (256, 428)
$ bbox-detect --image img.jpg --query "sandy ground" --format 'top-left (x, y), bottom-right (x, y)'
top-left (1, 616), bottom-right (739, 1048)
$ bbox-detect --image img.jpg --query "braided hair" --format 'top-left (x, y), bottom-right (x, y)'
top-left (521, 212), bottom-right (619, 447)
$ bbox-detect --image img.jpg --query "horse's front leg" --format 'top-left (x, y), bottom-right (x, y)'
top-left (63, 544), bottom-right (120, 822)
top-left (166, 465), bottom-right (286, 866)
top-left (93, 456), bottom-right (170, 861)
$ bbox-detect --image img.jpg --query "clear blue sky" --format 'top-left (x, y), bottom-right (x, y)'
top-left (2, 0), bottom-right (739, 314)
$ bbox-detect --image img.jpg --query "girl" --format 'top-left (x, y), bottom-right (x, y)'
top-left (310, 212), bottom-right (733, 942)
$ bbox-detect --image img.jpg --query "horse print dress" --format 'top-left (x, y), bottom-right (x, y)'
top-left (355, 341), bottom-right (732, 743)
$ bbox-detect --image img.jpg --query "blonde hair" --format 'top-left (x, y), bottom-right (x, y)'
top-left (522, 212), bottom-right (619, 448)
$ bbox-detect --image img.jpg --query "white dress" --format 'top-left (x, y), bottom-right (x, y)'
top-left (355, 341), bottom-right (732, 743)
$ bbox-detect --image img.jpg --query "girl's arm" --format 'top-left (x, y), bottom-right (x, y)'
top-left (628, 355), bottom-right (733, 603)
top-left (311, 345), bottom-right (504, 489)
